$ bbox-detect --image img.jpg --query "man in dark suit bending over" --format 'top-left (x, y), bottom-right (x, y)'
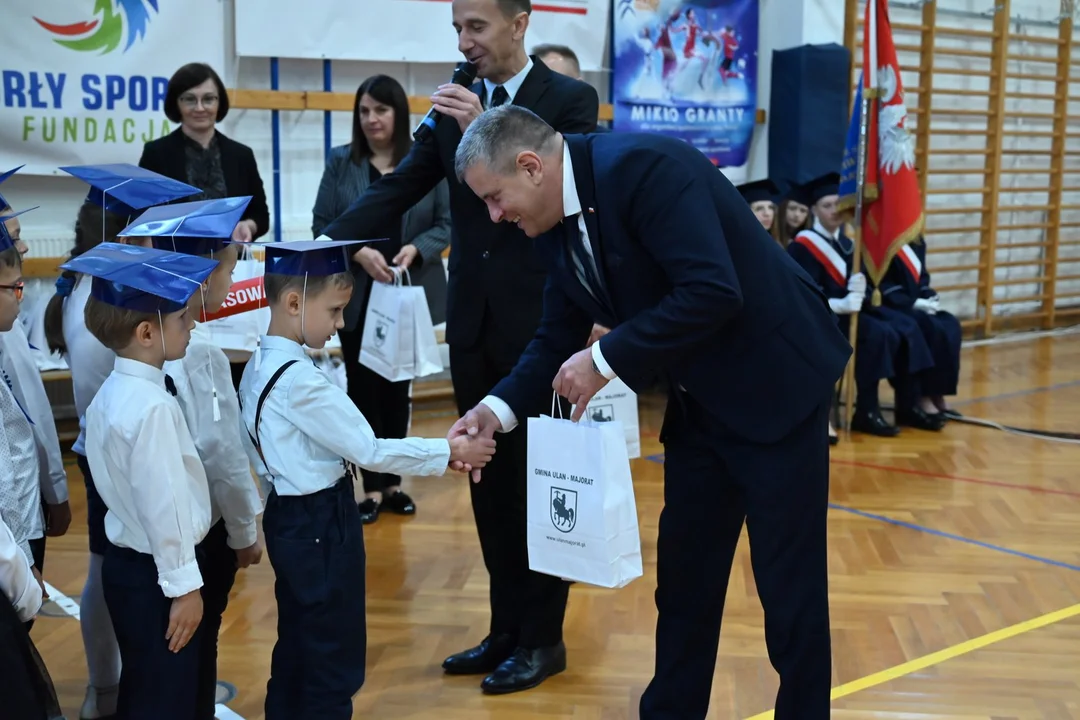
top-left (319, 0), bottom-right (599, 695)
top-left (448, 105), bottom-right (850, 719)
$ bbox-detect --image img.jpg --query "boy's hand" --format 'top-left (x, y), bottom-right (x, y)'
top-left (45, 501), bottom-right (72, 537)
top-left (235, 540), bottom-right (264, 569)
top-left (166, 589), bottom-right (203, 653)
top-left (449, 434), bottom-right (497, 474)
top-left (31, 566), bottom-right (47, 600)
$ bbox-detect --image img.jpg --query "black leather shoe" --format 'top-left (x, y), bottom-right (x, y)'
top-left (896, 406), bottom-right (946, 431)
top-left (442, 633), bottom-right (516, 675)
top-left (481, 643), bottom-right (567, 694)
top-left (850, 409), bottom-right (901, 437)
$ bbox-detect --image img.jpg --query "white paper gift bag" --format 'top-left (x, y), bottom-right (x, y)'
top-left (203, 248), bottom-right (270, 353)
top-left (359, 269), bottom-right (416, 381)
top-left (409, 273), bottom-right (444, 378)
top-left (526, 398), bottom-right (643, 589)
top-left (571, 377), bottom-right (641, 459)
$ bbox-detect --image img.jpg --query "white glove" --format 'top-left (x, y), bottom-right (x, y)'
top-left (913, 296), bottom-right (939, 315)
top-left (847, 272), bottom-right (867, 296)
top-left (829, 291), bottom-right (864, 315)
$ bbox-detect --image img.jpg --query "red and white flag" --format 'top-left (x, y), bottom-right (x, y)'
top-left (841, 0), bottom-right (925, 298)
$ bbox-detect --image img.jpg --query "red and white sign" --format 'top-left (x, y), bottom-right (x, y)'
top-left (201, 276), bottom-right (265, 322)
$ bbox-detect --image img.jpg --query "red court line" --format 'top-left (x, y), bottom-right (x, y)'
top-left (408, 0), bottom-right (588, 12)
top-left (831, 459), bottom-right (1080, 499)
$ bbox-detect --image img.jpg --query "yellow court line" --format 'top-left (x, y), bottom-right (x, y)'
top-left (744, 601), bottom-right (1080, 720)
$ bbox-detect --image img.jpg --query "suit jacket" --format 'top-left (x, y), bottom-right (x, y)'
top-left (320, 57), bottom-right (600, 352)
top-left (491, 132), bottom-right (853, 444)
top-left (312, 145), bottom-right (452, 330)
top-left (877, 237), bottom-right (936, 311)
top-left (138, 128), bottom-right (271, 241)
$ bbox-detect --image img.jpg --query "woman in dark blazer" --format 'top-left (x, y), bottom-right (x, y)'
top-left (312, 74), bottom-right (451, 524)
top-left (139, 62), bottom-right (270, 389)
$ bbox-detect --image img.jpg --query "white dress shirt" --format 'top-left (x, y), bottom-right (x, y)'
top-left (0, 374), bottom-right (43, 567)
top-left (0, 514), bottom-right (41, 623)
top-left (62, 276), bottom-right (117, 457)
top-left (85, 357), bottom-right (211, 598)
top-left (480, 142), bottom-right (617, 433)
top-left (0, 323), bottom-right (69, 504)
top-left (164, 322), bottom-right (262, 550)
top-left (483, 58), bottom-right (533, 108)
top-left (238, 335), bottom-right (450, 497)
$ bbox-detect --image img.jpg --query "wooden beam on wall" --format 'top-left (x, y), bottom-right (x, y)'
top-left (978, 0), bottom-right (1011, 337)
top-left (228, 88), bottom-right (766, 126)
top-left (1042, 10), bottom-right (1073, 327)
top-left (914, 0), bottom-right (937, 199)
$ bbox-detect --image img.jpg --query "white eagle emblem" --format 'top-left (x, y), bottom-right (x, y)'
top-left (876, 64), bottom-right (916, 175)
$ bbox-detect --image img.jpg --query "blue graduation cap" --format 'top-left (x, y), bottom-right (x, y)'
top-left (0, 208), bottom-right (37, 253)
top-left (264, 239), bottom-right (373, 277)
top-left (0, 165), bottom-right (25, 212)
top-left (788, 172), bottom-right (840, 207)
top-left (118, 196), bottom-right (253, 256)
top-left (59, 163), bottom-right (201, 218)
top-left (59, 242), bottom-right (219, 314)
top-left (736, 179), bottom-right (781, 206)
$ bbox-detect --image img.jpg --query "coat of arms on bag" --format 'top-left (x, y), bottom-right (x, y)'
top-left (588, 404), bottom-right (614, 423)
top-left (374, 321), bottom-right (388, 347)
top-left (550, 487), bottom-right (577, 533)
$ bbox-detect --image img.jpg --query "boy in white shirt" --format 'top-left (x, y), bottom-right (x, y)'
top-left (122, 196), bottom-right (265, 720)
top-left (0, 206), bottom-right (46, 629)
top-left (65, 242), bottom-right (221, 720)
top-left (0, 167), bottom-right (71, 572)
top-left (0, 514), bottom-right (63, 719)
top-left (238, 240), bottom-right (496, 720)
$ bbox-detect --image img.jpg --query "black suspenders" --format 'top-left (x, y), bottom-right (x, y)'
top-left (239, 359), bottom-right (299, 468)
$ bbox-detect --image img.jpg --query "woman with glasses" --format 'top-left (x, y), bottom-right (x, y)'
top-left (138, 62), bottom-right (270, 390)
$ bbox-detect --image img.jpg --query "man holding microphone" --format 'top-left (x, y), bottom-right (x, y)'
top-left (320, 0), bottom-right (599, 696)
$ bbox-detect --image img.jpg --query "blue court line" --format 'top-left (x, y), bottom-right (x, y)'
top-left (952, 378), bottom-right (1080, 407)
top-left (828, 503), bottom-right (1080, 573)
top-left (642, 454), bottom-right (1080, 572)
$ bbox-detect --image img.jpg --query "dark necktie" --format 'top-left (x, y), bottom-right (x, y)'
top-left (490, 85), bottom-right (509, 108)
top-left (566, 216), bottom-right (610, 314)
top-left (165, 374), bottom-right (178, 397)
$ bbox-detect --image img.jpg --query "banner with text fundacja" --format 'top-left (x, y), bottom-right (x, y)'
top-left (0, 0), bottom-right (228, 175)
top-left (234, 0), bottom-right (611, 72)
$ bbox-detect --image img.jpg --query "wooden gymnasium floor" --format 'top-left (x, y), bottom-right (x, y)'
top-left (29, 329), bottom-right (1080, 719)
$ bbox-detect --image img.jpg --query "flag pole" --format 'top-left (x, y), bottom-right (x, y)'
top-left (843, 68), bottom-right (873, 434)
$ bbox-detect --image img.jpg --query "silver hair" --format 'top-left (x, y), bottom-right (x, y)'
top-left (454, 104), bottom-right (559, 181)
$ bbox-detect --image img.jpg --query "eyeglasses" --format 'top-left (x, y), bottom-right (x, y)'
top-left (179, 94), bottom-right (219, 109)
top-left (0, 282), bottom-right (24, 301)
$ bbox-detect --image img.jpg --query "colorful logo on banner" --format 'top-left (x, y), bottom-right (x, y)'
top-left (611, 0), bottom-right (759, 167)
top-left (34, 0), bottom-right (160, 54)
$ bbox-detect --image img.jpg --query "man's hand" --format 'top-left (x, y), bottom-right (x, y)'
top-left (554, 348), bottom-right (610, 422)
top-left (44, 501), bottom-right (72, 537)
top-left (354, 246), bottom-right (395, 284)
top-left (231, 219), bottom-right (257, 243)
top-left (235, 540), bottom-right (264, 569)
top-left (586, 324), bottom-right (610, 347)
top-left (447, 404), bottom-right (502, 483)
top-left (430, 84), bottom-right (484, 134)
top-left (392, 244), bottom-right (419, 271)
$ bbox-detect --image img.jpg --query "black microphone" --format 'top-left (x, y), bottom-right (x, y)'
top-left (413, 61), bottom-right (478, 143)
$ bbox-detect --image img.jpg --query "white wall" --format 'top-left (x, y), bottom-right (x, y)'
top-left (5, 0), bottom-right (1078, 326)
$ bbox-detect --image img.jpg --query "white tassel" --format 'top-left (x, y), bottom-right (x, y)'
top-left (212, 387), bottom-right (221, 422)
top-left (254, 337), bottom-right (262, 370)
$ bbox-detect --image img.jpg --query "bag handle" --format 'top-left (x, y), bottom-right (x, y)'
top-left (390, 265), bottom-right (412, 287)
top-left (550, 390), bottom-right (565, 420)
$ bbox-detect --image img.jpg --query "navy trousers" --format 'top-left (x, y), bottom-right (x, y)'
top-left (263, 478), bottom-right (367, 720)
top-left (639, 391), bottom-right (833, 720)
top-left (102, 543), bottom-right (211, 720)
top-left (196, 519), bottom-right (239, 720)
top-left (912, 309), bottom-right (962, 397)
top-left (840, 311), bottom-right (900, 413)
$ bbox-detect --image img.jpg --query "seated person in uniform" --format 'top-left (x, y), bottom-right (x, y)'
top-left (736, 178), bottom-right (781, 247)
top-left (877, 235), bottom-right (962, 420)
top-left (786, 173), bottom-right (908, 437)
